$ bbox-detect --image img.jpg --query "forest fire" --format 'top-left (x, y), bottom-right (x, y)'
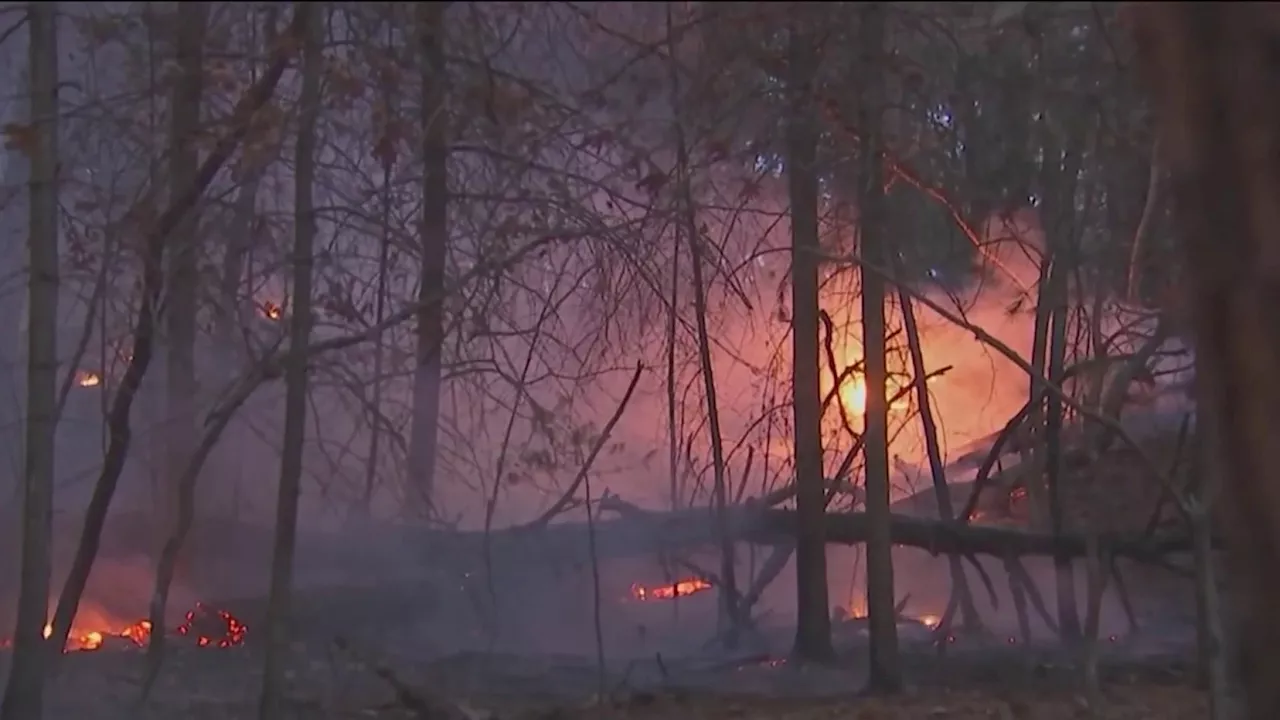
top-left (0, 603), bottom-right (244, 654)
top-left (630, 577), bottom-right (713, 601)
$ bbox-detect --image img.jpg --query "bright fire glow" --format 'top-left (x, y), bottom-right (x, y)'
top-left (76, 370), bottom-right (102, 388)
top-left (835, 368), bottom-right (919, 417)
top-left (261, 300), bottom-right (283, 320)
top-left (918, 613), bottom-right (941, 629)
top-left (630, 577), bottom-right (713, 601)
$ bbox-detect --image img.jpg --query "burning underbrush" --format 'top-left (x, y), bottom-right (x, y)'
top-left (629, 577), bottom-right (714, 602)
top-left (0, 601), bottom-right (247, 654)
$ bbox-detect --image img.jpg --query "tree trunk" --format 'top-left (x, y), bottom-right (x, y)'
top-left (1044, 251), bottom-right (1082, 642)
top-left (857, 2), bottom-right (901, 693)
top-left (359, 4), bottom-right (399, 520)
top-left (0, 4), bottom-right (59, 717)
top-left (1130, 5), bottom-right (1280, 718)
top-left (257, 5), bottom-right (320, 717)
top-left (786, 20), bottom-right (833, 664)
top-left (162, 0), bottom-right (207, 588)
top-left (405, 1), bottom-right (449, 516)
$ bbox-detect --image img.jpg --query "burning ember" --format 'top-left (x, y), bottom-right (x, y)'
top-left (630, 577), bottom-right (713, 601)
top-left (0, 604), bottom-right (243, 654)
top-left (261, 300), bottom-right (283, 320)
top-left (76, 370), bottom-right (102, 388)
top-left (176, 602), bottom-right (248, 648)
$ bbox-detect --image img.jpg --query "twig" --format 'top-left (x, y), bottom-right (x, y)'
top-left (527, 362), bottom-right (645, 528)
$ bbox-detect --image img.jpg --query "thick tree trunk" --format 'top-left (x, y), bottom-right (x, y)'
top-left (0, 4), bottom-right (59, 717)
top-left (405, 2), bottom-right (450, 515)
top-left (786, 21), bottom-right (833, 663)
top-left (1131, 4), bottom-right (1280, 718)
top-left (257, 5), bottom-right (320, 718)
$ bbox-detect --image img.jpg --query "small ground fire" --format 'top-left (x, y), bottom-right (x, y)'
top-left (0, 602), bottom-right (245, 654)
top-left (630, 577), bottom-right (713, 601)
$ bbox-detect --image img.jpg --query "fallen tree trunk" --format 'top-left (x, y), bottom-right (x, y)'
top-left (379, 499), bottom-right (1206, 575)
top-left (100, 498), bottom-right (1207, 597)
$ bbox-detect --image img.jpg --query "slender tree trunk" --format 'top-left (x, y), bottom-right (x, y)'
top-left (1043, 254), bottom-right (1082, 642)
top-left (360, 5), bottom-right (398, 520)
top-left (857, 2), bottom-right (901, 693)
top-left (0, 4), bottom-right (59, 717)
top-left (1042, 135), bottom-right (1085, 644)
top-left (786, 20), bottom-right (833, 664)
top-left (257, 5), bottom-right (320, 718)
top-left (405, 1), bottom-right (449, 516)
top-left (162, 0), bottom-right (207, 590)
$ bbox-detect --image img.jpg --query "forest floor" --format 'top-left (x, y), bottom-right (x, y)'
top-left (0, 630), bottom-right (1212, 720)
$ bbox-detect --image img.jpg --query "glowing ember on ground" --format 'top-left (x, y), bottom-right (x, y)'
top-left (76, 370), bottom-right (102, 387)
top-left (176, 602), bottom-right (248, 648)
top-left (630, 577), bottom-right (713, 601)
top-left (261, 300), bottom-right (283, 320)
top-left (918, 614), bottom-right (942, 629)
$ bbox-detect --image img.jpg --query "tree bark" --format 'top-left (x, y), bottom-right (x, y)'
top-left (258, 4), bottom-right (320, 717)
top-left (857, 2), bottom-right (902, 693)
top-left (786, 19), bottom-right (834, 664)
top-left (1130, 4), bottom-right (1280, 718)
top-left (0, 4), bottom-right (59, 717)
top-left (405, 1), bottom-right (450, 516)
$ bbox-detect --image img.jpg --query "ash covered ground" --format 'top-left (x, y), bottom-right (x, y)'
top-left (0, 612), bottom-right (1210, 720)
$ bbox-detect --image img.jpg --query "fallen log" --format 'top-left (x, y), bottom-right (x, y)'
top-left (376, 499), bottom-right (1207, 576)
top-left (94, 500), bottom-right (1207, 598)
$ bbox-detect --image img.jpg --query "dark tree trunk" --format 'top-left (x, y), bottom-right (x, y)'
top-left (786, 19), bottom-right (834, 663)
top-left (1132, 4), bottom-right (1280, 718)
top-left (857, 2), bottom-right (902, 693)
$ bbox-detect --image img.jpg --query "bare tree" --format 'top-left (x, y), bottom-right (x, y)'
top-left (47, 0), bottom-right (307, 669)
top-left (0, 3), bottom-right (60, 717)
top-left (257, 4), bottom-right (321, 717)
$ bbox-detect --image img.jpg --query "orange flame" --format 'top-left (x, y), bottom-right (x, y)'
top-left (630, 577), bottom-right (713, 601)
top-left (261, 300), bottom-right (283, 320)
top-left (76, 370), bottom-right (102, 388)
